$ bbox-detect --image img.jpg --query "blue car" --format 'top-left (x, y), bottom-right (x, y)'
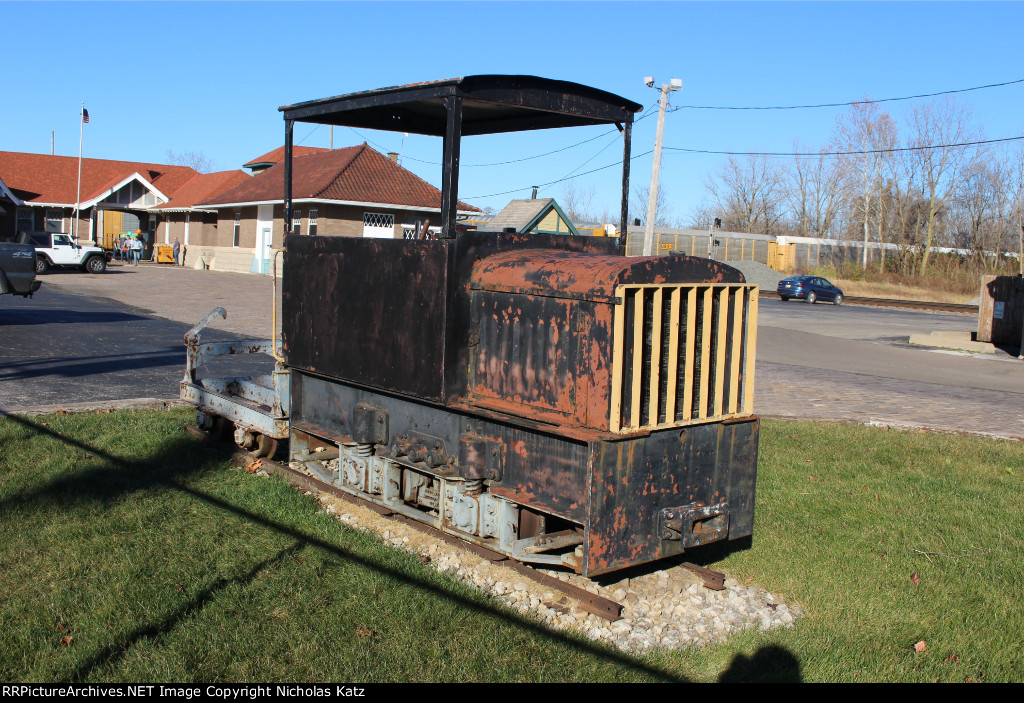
top-left (777, 275), bottom-right (844, 305)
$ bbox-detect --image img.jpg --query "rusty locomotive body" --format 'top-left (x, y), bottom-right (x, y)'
top-left (283, 229), bottom-right (759, 577)
top-left (191, 77), bottom-right (760, 578)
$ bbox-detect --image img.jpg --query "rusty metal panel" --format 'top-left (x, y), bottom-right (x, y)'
top-left (290, 371), bottom-right (590, 523)
top-left (977, 274), bottom-right (1024, 344)
top-left (469, 249), bottom-right (746, 302)
top-left (470, 290), bottom-right (579, 422)
top-left (466, 247), bottom-right (751, 433)
top-left (282, 235), bottom-right (454, 401)
top-left (584, 418), bottom-right (759, 577)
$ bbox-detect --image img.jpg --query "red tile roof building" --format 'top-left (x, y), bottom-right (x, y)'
top-left (242, 146), bottom-right (329, 174)
top-left (1, 143), bottom-right (479, 274)
top-left (0, 151), bottom-right (246, 260)
top-left (192, 144), bottom-right (479, 275)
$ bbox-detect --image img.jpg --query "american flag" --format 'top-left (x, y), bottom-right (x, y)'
top-left (82, 108), bottom-right (90, 124)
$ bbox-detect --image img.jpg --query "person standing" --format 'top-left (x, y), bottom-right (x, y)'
top-left (132, 235), bottom-right (142, 266)
top-left (172, 237), bottom-right (181, 267)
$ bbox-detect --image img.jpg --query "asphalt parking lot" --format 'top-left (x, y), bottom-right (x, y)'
top-left (4, 260), bottom-right (1023, 441)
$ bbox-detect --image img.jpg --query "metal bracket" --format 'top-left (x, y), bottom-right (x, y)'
top-left (457, 433), bottom-right (504, 481)
top-left (389, 431), bottom-right (452, 471)
top-left (352, 403), bottom-right (389, 445)
top-left (659, 502), bottom-right (730, 548)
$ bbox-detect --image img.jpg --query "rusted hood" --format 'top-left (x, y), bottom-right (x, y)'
top-left (470, 249), bottom-right (746, 301)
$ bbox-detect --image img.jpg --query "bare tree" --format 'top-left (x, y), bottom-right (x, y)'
top-left (949, 156), bottom-right (1006, 271)
top-left (559, 181), bottom-right (597, 222)
top-left (833, 100), bottom-right (899, 268)
top-left (630, 183), bottom-right (673, 227)
top-left (705, 154), bottom-right (786, 235)
top-left (165, 150), bottom-right (215, 173)
top-left (906, 98), bottom-right (984, 273)
top-left (787, 141), bottom-right (845, 238)
top-left (686, 198), bottom-right (719, 230)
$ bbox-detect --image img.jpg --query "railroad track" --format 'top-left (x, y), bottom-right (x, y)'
top-left (760, 290), bottom-right (977, 314)
top-left (185, 425), bottom-right (728, 622)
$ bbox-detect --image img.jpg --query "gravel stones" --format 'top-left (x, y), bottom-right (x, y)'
top-left (727, 260), bottom-right (785, 292)
top-left (296, 473), bottom-right (801, 653)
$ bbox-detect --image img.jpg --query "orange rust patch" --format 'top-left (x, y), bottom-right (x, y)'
top-left (512, 440), bottom-right (528, 459)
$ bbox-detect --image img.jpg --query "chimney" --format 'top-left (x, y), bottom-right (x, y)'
top-left (388, 152), bottom-right (399, 164)
top-left (531, 185), bottom-right (538, 199)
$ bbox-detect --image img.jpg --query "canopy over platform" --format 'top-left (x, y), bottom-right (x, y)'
top-left (279, 75), bottom-right (643, 241)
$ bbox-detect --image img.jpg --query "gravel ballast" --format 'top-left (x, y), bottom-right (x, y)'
top-left (273, 465), bottom-right (801, 654)
top-left (727, 260), bottom-right (785, 292)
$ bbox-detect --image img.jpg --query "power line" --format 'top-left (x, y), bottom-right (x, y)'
top-left (461, 150), bottom-right (654, 200)
top-left (664, 134), bottom-right (1024, 158)
top-left (538, 131), bottom-right (623, 196)
top-left (402, 129), bottom-right (613, 168)
top-left (677, 77), bottom-right (1024, 111)
top-left (296, 123), bottom-right (321, 146)
top-left (346, 102), bottom-right (660, 169)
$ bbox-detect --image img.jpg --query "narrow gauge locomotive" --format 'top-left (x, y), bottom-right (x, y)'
top-left (254, 77), bottom-right (760, 577)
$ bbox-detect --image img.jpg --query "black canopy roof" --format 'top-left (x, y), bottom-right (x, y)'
top-left (280, 75), bottom-right (641, 241)
top-left (279, 75), bottom-right (643, 135)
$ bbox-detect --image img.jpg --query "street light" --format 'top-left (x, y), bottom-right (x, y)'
top-left (642, 76), bottom-right (682, 257)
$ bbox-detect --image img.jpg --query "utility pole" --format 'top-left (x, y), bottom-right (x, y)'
top-left (642, 77), bottom-right (681, 257)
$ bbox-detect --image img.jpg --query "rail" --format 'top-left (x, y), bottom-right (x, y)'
top-left (185, 423), bottom-right (628, 621)
top-left (759, 290), bottom-right (977, 314)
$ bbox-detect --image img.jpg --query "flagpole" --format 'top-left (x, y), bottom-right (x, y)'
top-left (75, 101), bottom-right (84, 243)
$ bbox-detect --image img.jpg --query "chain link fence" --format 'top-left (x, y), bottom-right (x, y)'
top-left (623, 228), bottom-right (881, 273)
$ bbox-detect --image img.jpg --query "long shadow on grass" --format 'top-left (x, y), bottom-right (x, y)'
top-left (62, 542), bottom-right (310, 682)
top-left (0, 411), bottom-right (691, 683)
top-left (719, 646), bottom-right (802, 682)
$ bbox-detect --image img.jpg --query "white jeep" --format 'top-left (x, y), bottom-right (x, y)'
top-left (18, 231), bottom-right (109, 274)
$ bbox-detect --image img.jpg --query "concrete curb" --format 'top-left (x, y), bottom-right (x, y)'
top-left (0, 397), bottom-right (189, 417)
top-left (760, 413), bottom-right (1023, 443)
top-left (908, 330), bottom-right (997, 354)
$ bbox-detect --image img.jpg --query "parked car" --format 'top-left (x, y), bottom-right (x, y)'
top-left (17, 231), bottom-right (109, 274)
top-left (0, 240), bottom-right (41, 297)
top-left (777, 275), bottom-right (844, 305)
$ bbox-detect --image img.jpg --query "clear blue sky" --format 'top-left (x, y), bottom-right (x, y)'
top-left (3, 1), bottom-right (1021, 223)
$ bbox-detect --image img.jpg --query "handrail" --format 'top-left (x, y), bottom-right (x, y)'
top-left (271, 248), bottom-right (284, 362)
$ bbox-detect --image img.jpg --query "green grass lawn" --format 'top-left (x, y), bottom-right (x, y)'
top-left (1, 409), bottom-right (1021, 682)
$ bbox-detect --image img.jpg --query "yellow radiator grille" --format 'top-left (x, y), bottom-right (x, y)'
top-left (609, 284), bottom-right (758, 433)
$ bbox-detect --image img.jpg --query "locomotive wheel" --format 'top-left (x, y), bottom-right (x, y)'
top-left (254, 434), bottom-right (278, 459)
top-left (211, 416), bottom-right (231, 440)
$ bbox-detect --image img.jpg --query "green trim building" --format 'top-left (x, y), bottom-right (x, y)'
top-left (483, 198), bottom-right (580, 236)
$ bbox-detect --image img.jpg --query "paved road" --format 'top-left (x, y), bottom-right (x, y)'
top-left (0, 266), bottom-right (271, 412)
top-left (756, 297), bottom-right (1024, 439)
top-left (4, 260), bottom-right (1022, 440)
